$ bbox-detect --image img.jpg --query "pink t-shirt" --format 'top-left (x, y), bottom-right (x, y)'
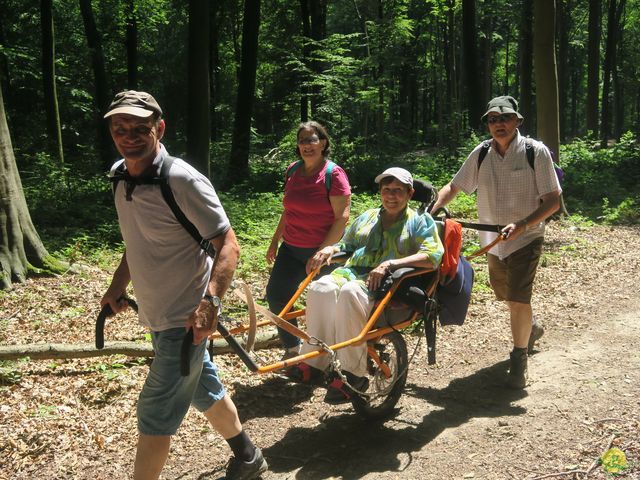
top-left (283, 161), bottom-right (351, 248)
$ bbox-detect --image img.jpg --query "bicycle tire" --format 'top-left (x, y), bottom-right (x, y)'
top-left (351, 330), bottom-right (408, 420)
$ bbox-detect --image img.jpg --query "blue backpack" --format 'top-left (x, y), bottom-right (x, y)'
top-left (285, 160), bottom-right (336, 191)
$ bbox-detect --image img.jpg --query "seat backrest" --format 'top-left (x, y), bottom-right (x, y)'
top-left (435, 219), bottom-right (445, 240)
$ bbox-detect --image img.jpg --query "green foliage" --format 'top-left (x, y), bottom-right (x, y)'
top-left (560, 133), bottom-right (640, 223)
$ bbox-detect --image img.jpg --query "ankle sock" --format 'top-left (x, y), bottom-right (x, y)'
top-left (226, 430), bottom-right (256, 462)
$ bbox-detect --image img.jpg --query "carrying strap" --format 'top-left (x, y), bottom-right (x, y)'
top-left (477, 138), bottom-right (535, 171)
top-left (110, 157), bottom-right (216, 257)
top-left (285, 159), bottom-right (336, 192)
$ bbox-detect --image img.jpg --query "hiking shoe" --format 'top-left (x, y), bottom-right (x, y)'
top-left (284, 362), bottom-right (325, 384)
top-left (528, 319), bottom-right (545, 352)
top-left (225, 447), bottom-right (268, 480)
top-left (506, 348), bottom-right (528, 389)
top-left (324, 372), bottom-right (369, 405)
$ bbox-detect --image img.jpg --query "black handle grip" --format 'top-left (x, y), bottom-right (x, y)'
top-left (95, 297), bottom-right (139, 350)
top-left (179, 317), bottom-right (260, 377)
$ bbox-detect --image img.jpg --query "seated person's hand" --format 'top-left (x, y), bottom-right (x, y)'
top-left (366, 261), bottom-right (393, 291)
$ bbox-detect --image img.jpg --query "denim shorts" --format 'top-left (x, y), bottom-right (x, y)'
top-left (137, 327), bottom-right (226, 436)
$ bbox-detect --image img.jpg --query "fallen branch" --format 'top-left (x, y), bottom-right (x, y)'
top-left (0, 331), bottom-right (280, 361)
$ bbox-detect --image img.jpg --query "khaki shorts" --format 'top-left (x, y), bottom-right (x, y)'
top-left (487, 237), bottom-right (544, 304)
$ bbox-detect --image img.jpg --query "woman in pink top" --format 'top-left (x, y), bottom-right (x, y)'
top-left (266, 121), bottom-right (351, 359)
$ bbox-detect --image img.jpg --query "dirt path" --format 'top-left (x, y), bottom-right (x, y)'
top-left (1, 222), bottom-right (639, 479)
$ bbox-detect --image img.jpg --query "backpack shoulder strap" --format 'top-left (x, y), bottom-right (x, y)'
top-left (285, 160), bottom-right (304, 183)
top-left (110, 162), bottom-right (126, 195)
top-left (325, 161), bottom-right (335, 192)
top-left (477, 141), bottom-right (491, 170)
top-left (158, 157), bottom-right (215, 257)
top-left (524, 138), bottom-right (535, 170)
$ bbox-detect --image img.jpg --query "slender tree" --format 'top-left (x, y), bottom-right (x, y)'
top-left (586, 0), bottom-right (601, 135)
top-left (187, 0), bottom-right (210, 176)
top-left (209, 1), bottom-right (222, 141)
top-left (601, 0), bottom-right (625, 143)
top-left (229, 0), bottom-right (261, 182)
top-left (79, 0), bottom-right (111, 168)
top-left (462, 0), bottom-right (483, 130)
top-left (299, 0), bottom-right (311, 121)
top-left (40, 0), bottom-right (64, 165)
top-left (0, 84), bottom-right (64, 290)
top-left (519, 0), bottom-right (534, 135)
top-left (125, 0), bottom-right (137, 90)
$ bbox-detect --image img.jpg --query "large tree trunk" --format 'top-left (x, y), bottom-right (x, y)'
top-left (40, 0), bottom-right (64, 165)
top-left (533, 0), bottom-right (560, 157)
top-left (79, 0), bottom-right (112, 170)
top-left (0, 84), bottom-right (64, 290)
top-left (187, 0), bottom-right (210, 177)
top-left (586, 0), bottom-right (601, 136)
top-left (125, 0), bottom-right (137, 90)
top-left (461, 0), bottom-right (483, 130)
top-left (229, 0), bottom-right (261, 183)
top-left (519, 0), bottom-right (534, 135)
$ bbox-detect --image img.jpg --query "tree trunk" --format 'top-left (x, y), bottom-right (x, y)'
top-left (0, 84), bottom-right (64, 290)
top-left (40, 0), bottom-right (64, 165)
top-left (533, 0), bottom-right (560, 157)
top-left (0, 331), bottom-right (280, 361)
top-left (209, 1), bottom-right (222, 141)
top-left (308, 0), bottom-right (327, 117)
top-left (229, 0), bottom-right (260, 183)
top-left (519, 0), bottom-right (534, 135)
top-left (125, 0), bottom-right (137, 90)
top-left (299, 0), bottom-right (311, 122)
top-left (586, 0), bottom-right (601, 136)
top-left (462, 0), bottom-right (483, 130)
top-left (187, 0), bottom-right (210, 176)
top-left (612, 3), bottom-right (626, 139)
top-left (79, 0), bottom-right (112, 170)
top-left (556, 0), bottom-right (570, 140)
top-left (600, 0), bottom-right (625, 144)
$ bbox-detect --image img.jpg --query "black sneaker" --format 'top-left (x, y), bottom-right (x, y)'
top-left (225, 448), bottom-right (268, 480)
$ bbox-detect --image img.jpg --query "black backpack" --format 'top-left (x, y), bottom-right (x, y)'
top-left (477, 138), bottom-right (564, 185)
top-left (110, 157), bottom-right (216, 257)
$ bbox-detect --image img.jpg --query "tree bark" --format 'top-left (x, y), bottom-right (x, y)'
top-left (462, 0), bottom-right (483, 130)
top-left (187, 0), bottom-right (210, 176)
top-left (79, 0), bottom-right (112, 170)
top-left (556, 0), bottom-right (570, 140)
top-left (519, 0), bottom-right (534, 135)
top-left (125, 0), bottom-right (137, 90)
top-left (229, 0), bottom-right (261, 182)
top-left (586, 0), bottom-right (601, 135)
top-left (533, 0), bottom-right (560, 158)
top-left (600, 0), bottom-right (625, 144)
top-left (40, 0), bottom-right (64, 165)
top-left (0, 84), bottom-right (64, 290)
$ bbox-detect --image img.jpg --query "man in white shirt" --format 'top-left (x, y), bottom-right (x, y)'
top-left (432, 95), bottom-right (561, 389)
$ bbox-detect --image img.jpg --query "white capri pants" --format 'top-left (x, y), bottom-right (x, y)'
top-left (300, 275), bottom-right (375, 377)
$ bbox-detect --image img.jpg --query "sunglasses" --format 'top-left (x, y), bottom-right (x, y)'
top-left (297, 135), bottom-right (321, 145)
top-left (486, 113), bottom-right (516, 124)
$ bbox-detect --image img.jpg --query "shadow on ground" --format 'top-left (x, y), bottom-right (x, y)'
top-left (260, 359), bottom-right (527, 479)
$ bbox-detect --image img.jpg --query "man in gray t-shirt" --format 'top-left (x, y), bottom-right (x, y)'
top-left (100, 90), bottom-right (267, 480)
top-left (432, 96), bottom-right (561, 390)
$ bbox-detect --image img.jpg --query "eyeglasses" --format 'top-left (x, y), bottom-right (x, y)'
top-left (486, 113), bottom-right (516, 124)
top-left (297, 135), bottom-right (320, 145)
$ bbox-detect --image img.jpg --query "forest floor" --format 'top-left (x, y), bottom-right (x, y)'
top-left (1, 220), bottom-right (639, 480)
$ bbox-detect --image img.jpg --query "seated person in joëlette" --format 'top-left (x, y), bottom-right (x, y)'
top-left (287, 167), bottom-right (444, 404)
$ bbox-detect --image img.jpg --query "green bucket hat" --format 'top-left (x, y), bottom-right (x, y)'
top-left (481, 95), bottom-right (524, 123)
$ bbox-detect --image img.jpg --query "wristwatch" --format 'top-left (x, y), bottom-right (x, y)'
top-left (203, 294), bottom-right (222, 313)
